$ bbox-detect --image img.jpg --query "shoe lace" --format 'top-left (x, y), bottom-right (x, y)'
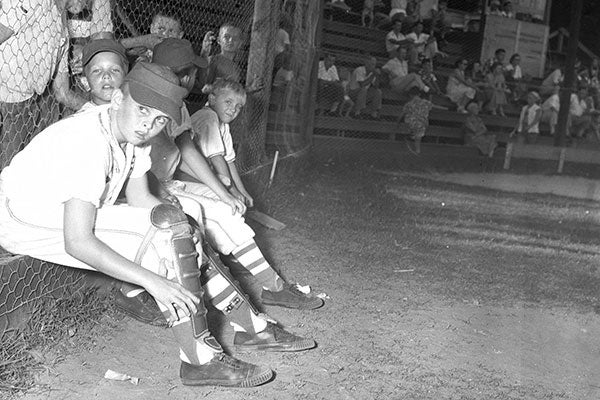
top-left (217, 353), bottom-right (241, 368)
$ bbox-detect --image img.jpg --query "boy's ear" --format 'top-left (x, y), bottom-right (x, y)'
top-left (208, 93), bottom-right (216, 104)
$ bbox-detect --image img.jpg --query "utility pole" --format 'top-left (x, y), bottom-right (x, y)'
top-left (555, 0), bottom-right (584, 147)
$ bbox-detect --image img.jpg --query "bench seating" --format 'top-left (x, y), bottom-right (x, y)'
top-left (503, 141), bottom-right (600, 173)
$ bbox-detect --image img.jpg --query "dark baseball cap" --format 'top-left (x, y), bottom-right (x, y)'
top-left (124, 62), bottom-right (188, 125)
top-left (152, 38), bottom-right (208, 69)
top-left (82, 39), bottom-right (128, 67)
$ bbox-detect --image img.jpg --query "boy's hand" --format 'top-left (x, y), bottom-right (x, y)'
top-left (230, 187), bottom-right (246, 204)
top-left (201, 31), bottom-right (216, 57)
top-left (140, 33), bottom-right (164, 49)
top-left (239, 189), bottom-right (254, 208)
top-left (145, 276), bottom-right (200, 323)
top-left (223, 193), bottom-right (247, 215)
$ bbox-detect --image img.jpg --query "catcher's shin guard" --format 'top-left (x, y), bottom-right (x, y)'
top-left (147, 204), bottom-right (208, 339)
top-left (201, 243), bottom-right (261, 316)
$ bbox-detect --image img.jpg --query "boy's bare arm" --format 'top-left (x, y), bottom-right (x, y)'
top-left (228, 160), bottom-right (253, 208)
top-left (52, 66), bottom-right (87, 111)
top-left (120, 34), bottom-right (163, 50)
top-left (176, 132), bottom-right (246, 214)
top-left (63, 198), bottom-right (199, 321)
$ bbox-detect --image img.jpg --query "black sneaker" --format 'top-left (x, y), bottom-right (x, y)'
top-left (234, 322), bottom-right (316, 352)
top-left (261, 283), bottom-right (324, 310)
top-left (180, 355), bottom-right (273, 387)
top-left (114, 290), bottom-right (168, 327)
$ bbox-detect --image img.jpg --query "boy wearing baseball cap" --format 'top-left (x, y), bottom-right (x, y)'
top-left (0, 62), bottom-right (274, 387)
top-left (148, 38), bottom-right (319, 352)
top-left (80, 38), bottom-right (129, 109)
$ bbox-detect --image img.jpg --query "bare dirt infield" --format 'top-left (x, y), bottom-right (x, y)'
top-left (14, 141), bottom-right (600, 400)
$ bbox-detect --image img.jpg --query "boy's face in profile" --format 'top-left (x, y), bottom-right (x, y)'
top-left (114, 86), bottom-right (170, 146)
top-left (218, 26), bottom-right (242, 54)
top-left (151, 15), bottom-right (183, 39)
top-left (209, 88), bottom-right (246, 124)
top-left (84, 52), bottom-right (126, 105)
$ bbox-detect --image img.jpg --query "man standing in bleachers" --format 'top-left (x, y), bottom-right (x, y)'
top-left (0, 0), bottom-right (87, 170)
top-left (317, 54), bottom-right (344, 115)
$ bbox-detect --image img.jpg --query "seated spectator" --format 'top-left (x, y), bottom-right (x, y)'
top-left (466, 61), bottom-right (487, 109)
top-left (347, 55), bottom-right (383, 119)
top-left (317, 54), bottom-right (344, 114)
top-left (405, 22), bottom-right (446, 66)
top-left (446, 59), bottom-right (477, 113)
top-left (505, 53), bottom-right (528, 103)
top-left (382, 48), bottom-right (430, 95)
top-left (462, 101), bottom-right (497, 157)
top-left (541, 86), bottom-right (560, 136)
top-left (540, 65), bottom-right (564, 96)
top-left (337, 67), bottom-right (355, 117)
top-left (386, 20), bottom-right (413, 58)
top-left (419, 59), bottom-right (442, 95)
top-left (484, 62), bottom-right (509, 116)
top-left (362, 0), bottom-right (382, 28)
top-left (513, 91), bottom-right (542, 144)
top-left (397, 87), bottom-right (433, 154)
top-left (570, 86), bottom-right (592, 138)
top-left (429, 0), bottom-right (450, 45)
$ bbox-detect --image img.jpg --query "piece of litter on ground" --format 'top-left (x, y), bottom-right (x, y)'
top-left (295, 284), bottom-right (311, 294)
top-left (104, 369), bottom-right (140, 385)
top-left (394, 269), bottom-right (415, 273)
top-left (316, 292), bottom-right (330, 299)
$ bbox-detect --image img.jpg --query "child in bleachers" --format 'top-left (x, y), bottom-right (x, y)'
top-left (485, 62), bottom-right (509, 116)
top-left (513, 91), bottom-right (542, 144)
top-left (397, 87), bottom-right (433, 154)
top-left (419, 58), bottom-right (441, 95)
top-left (337, 67), bottom-right (355, 117)
top-left (541, 86), bottom-right (560, 136)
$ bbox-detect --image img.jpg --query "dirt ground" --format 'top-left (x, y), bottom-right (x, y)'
top-left (12, 141), bottom-right (600, 400)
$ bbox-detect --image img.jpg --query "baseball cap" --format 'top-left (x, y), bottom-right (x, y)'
top-left (152, 38), bottom-right (208, 69)
top-left (82, 39), bottom-right (128, 67)
top-left (124, 62), bottom-right (188, 125)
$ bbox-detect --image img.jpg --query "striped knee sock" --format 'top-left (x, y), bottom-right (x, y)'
top-left (231, 240), bottom-right (283, 291)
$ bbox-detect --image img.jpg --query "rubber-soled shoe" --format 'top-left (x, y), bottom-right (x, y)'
top-left (261, 283), bottom-right (324, 310)
top-left (234, 322), bottom-right (316, 352)
top-left (180, 355), bottom-right (273, 387)
top-left (114, 290), bottom-right (168, 327)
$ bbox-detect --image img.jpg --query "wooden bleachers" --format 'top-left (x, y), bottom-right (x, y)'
top-left (314, 13), bottom-right (555, 145)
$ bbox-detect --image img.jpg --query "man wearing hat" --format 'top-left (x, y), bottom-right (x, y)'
top-left (0, 62), bottom-right (274, 387)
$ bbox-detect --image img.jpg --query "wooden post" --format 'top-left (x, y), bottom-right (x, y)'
top-left (245, 0), bottom-right (281, 166)
top-left (555, 0), bottom-right (584, 147)
top-left (503, 142), bottom-right (513, 170)
top-left (304, 0), bottom-right (324, 145)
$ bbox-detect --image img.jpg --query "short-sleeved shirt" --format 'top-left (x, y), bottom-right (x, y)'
top-left (405, 32), bottom-right (430, 54)
top-left (318, 61), bottom-right (340, 82)
top-left (348, 66), bottom-right (370, 91)
top-left (191, 107), bottom-right (236, 163)
top-left (570, 94), bottom-right (587, 117)
top-left (0, 105), bottom-right (151, 207)
top-left (67, 0), bottom-right (113, 39)
top-left (149, 104), bottom-right (193, 182)
top-left (386, 30), bottom-right (407, 53)
top-left (0, 0), bottom-right (69, 102)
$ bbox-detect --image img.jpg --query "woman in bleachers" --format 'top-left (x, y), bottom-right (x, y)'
top-left (446, 58), bottom-right (477, 113)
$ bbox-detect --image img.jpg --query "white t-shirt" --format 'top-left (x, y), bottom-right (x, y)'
top-left (505, 64), bottom-right (522, 79)
top-left (570, 94), bottom-right (587, 117)
top-left (0, 0), bottom-right (69, 102)
top-left (0, 105), bottom-right (151, 207)
top-left (318, 61), bottom-right (340, 81)
top-left (192, 107), bottom-right (236, 163)
top-left (386, 30), bottom-right (406, 53)
top-left (405, 32), bottom-right (430, 54)
top-left (348, 66), bottom-right (372, 91)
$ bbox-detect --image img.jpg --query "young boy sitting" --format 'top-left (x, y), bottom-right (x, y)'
top-left (0, 62), bottom-right (274, 388)
top-left (149, 38), bottom-right (324, 311)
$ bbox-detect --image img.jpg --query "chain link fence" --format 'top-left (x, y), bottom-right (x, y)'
top-left (1, 0), bottom-right (318, 391)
